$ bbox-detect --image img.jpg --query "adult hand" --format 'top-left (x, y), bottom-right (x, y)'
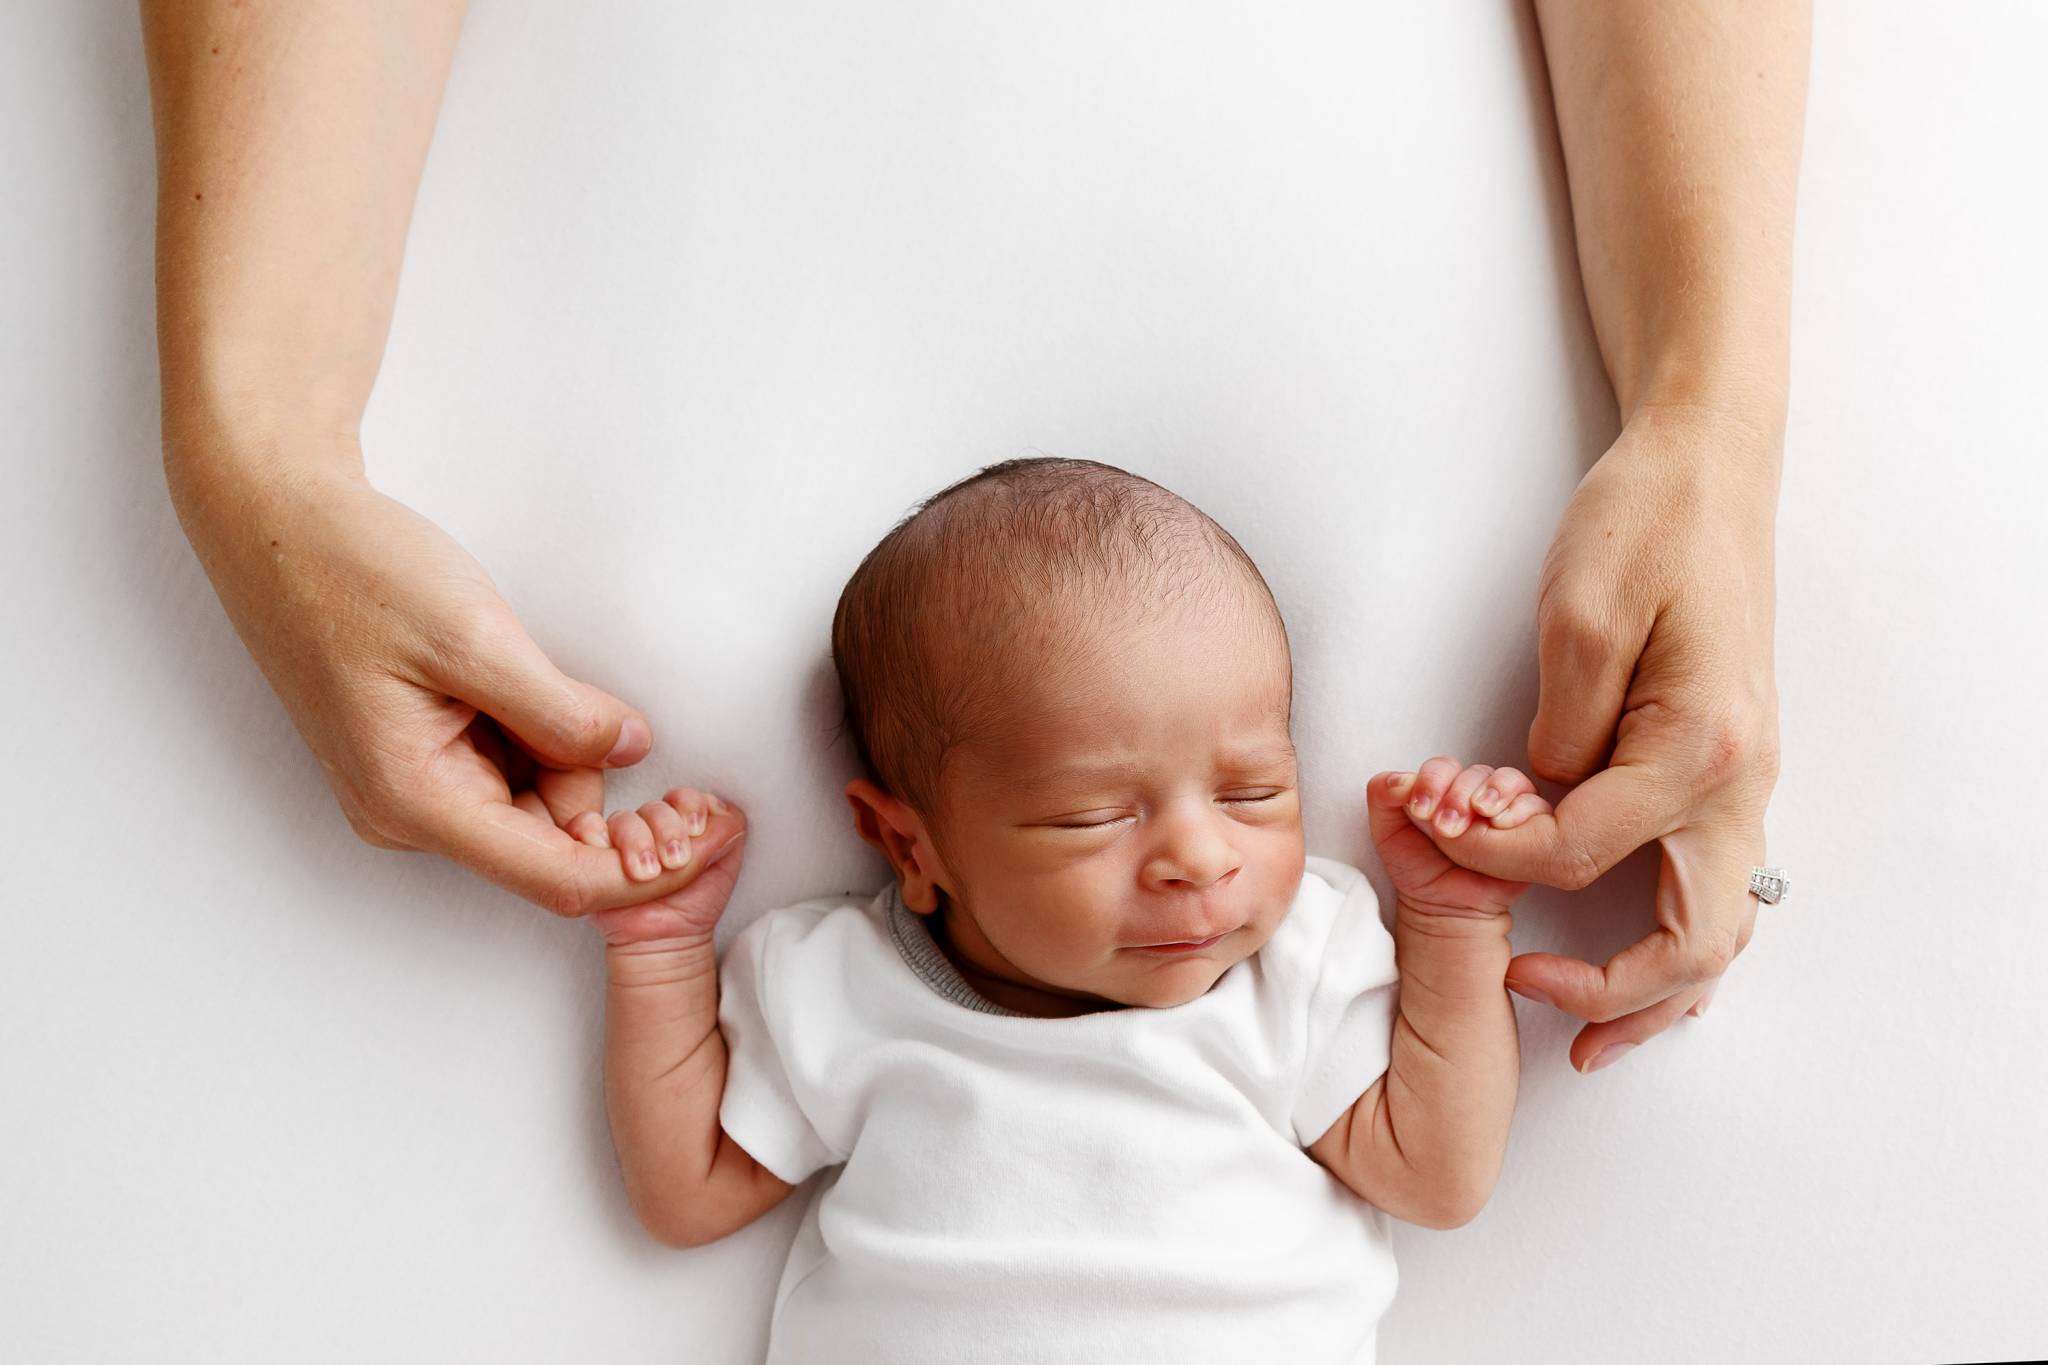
top-left (168, 447), bottom-right (714, 917)
top-left (1403, 402), bottom-right (1783, 1072)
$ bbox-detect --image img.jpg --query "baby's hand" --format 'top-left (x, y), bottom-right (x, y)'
top-left (1366, 759), bottom-right (1553, 917)
top-left (587, 788), bottom-right (749, 946)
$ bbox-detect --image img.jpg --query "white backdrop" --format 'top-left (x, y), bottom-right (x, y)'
top-left (5, 3), bottom-right (2044, 1362)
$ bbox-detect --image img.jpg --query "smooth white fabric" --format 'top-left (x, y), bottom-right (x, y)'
top-left (716, 853), bottom-right (1401, 1364)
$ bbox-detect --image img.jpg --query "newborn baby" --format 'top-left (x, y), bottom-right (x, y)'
top-left (589, 457), bottom-right (1551, 1364)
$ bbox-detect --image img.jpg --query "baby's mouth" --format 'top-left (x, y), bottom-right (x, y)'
top-left (1129, 929), bottom-right (1232, 954)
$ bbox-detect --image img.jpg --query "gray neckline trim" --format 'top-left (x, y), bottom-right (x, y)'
top-left (884, 883), bottom-right (1032, 1018)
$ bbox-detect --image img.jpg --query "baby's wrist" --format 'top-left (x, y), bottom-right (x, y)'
top-left (590, 899), bottom-right (727, 950)
top-left (1395, 895), bottom-right (1513, 931)
top-left (600, 928), bottom-right (717, 971)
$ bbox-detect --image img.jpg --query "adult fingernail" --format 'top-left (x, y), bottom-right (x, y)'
top-left (1582, 1042), bottom-right (1636, 1074)
top-left (1691, 982), bottom-right (1718, 1018)
top-left (1509, 981), bottom-right (1555, 1008)
top-left (605, 716), bottom-right (651, 767)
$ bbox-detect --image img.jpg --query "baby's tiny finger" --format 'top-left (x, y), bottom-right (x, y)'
top-left (608, 809), bottom-right (661, 882)
top-left (1406, 756), bottom-right (1462, 823)
top-left (566, 810), bottom-right (611, 849)
top-left (640, 800), bottom-right (693, 872)
top-left (1470, 767), bottom-right (1532, 818)
top-left (1489, 792), bottom-right (1550, 829)
top-left (663, 787), bottom-right (713, 839)
top-left (1435, 765), bottom-right (1495, 837)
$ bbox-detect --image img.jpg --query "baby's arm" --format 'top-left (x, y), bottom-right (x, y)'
top-left (1306, 759), bottom-right (1547, 1229)
top-left (593, 789), bottom-right (796, 1249)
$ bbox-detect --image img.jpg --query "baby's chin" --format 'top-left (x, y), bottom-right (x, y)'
top-left (1111, 957), bottom-right (1237, 1010)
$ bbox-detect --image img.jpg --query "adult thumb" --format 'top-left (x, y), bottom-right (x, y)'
top-left (442, 624), bottom-right (653, 770)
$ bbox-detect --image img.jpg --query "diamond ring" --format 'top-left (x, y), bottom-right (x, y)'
top-left (1749, 867), bottom-right (1790, 904)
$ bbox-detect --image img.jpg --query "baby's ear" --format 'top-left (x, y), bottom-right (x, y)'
top-left (900, 879), bottom-right (944, 915)
top-left (845, 779), bottom-right (926, 864)
top-left (844, 778), bottom-right (889, 851)
top-left (845, 779), bottom-right (918, 853)
top-left (845, 779), bottom-right (950, 911)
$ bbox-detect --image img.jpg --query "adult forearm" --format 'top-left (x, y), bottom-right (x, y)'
top-left (1533, 0), bottom-right (1814, 431)
top-left (140, 0), bottom-right (468, 478)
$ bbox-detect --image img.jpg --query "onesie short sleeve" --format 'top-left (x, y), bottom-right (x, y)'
top-left (716, 909), bottom-right (844, 1186)
top-left (1289, 863), bottom-right (1400, 1149)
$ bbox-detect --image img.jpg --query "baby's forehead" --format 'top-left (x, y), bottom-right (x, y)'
top-left (944, 642), bottom-right (1295, 794)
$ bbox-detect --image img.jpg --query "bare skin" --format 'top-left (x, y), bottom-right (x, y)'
top-left (591, 591), bottom-right (1554, 1241)
top-left (1461, 0), bottom-right (1812, 1070)
top-left (143, 0), bottom-right (1810, 1068)
top-left (141, 0), bottom-right (689, 917)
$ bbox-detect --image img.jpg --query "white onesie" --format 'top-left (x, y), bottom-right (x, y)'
top-left (716, 853), bottom-right (1401, 1364)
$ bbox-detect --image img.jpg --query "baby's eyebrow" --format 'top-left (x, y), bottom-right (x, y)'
top-left (1004, 756), bottom-right (1146, 790)
top-left (1003, 743), bottom-right (1297, 791)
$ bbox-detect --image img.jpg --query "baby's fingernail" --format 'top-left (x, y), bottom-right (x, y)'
top-left (660, 840), bottom-right (692, 870)
top-left (632, 851), bottom-right (659, 879)
top-left (1472, 788), bottom-right (1500, 815)
top-left (1410, 794), bottom-right (1434, 819)
top-left (687, 808), bottom-right (708, 837)
top-left (1436, 808), bottom-right (1464, 835)
top-left (1582, 1042), bottom-right (1636, 1074)
top-left (707, 792), bottom-right (730, 816)
top-left (1387, 772), bottom-right (1414, 794)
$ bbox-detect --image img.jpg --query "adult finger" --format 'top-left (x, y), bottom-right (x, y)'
top-left (426, 615), bottom-right (655, 772)
top-left (409, 782), bottom-right (751, 918)
top-left (1405, 758), bottom-right (1690, 892)
top-left (1504, 818), bottom-right (1763, 1025)
top-left (1556, 978), bottom-right (1716, 1076)
top-left (1527, 590), bottom-right (1651, 784)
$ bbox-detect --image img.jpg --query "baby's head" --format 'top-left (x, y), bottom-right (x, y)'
top-left (832, 457), bottom-right (1304, 1015)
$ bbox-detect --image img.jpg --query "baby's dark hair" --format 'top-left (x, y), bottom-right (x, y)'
top-left (829, 455), bottom-right (1290, 844)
